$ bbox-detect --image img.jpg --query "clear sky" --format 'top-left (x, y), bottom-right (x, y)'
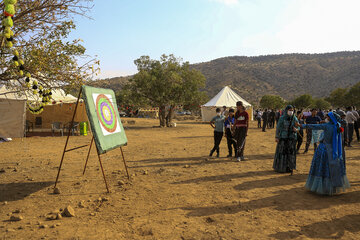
top-left (69, 0), bottom-right (360, 79)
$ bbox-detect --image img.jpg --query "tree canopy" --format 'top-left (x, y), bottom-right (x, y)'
top-left (259, 95), bottom-right (285, 110)
top-left (119, 54), bottom-right (207, 127)
top-left (0, 0), bottom-right (98, 97)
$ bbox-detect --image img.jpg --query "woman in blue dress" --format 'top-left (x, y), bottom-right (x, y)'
top-left (273, 105), bottom-right (299, 174)
top-left (301, 112), bottom-right (350, 195)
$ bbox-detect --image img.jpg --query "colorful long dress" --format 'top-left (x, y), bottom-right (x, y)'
top-left (302, 113), bottom-right (350, 195)
top-left (273, 112), bottom-right (299, 173)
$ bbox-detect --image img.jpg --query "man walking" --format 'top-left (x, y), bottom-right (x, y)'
top-left (262, 109), bottom-right (268, 132)
top-left (209, 108), bottom-right (225, 157)
top-left (346, 106), bottom-right (358, 147)
top-left (233, 102), bottom-right (249, 162)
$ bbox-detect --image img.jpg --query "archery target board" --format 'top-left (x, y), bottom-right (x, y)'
top-left (82, 86), bottom-right (127, 154)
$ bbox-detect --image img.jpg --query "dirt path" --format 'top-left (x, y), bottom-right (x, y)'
top-left (1, 119), bottom-right (360, 239)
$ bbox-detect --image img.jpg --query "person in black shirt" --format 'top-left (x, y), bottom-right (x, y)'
top-left (304, 109), bottom-right (322, 153)
top-left (262, 109), bottom-right (268, 132)
top-left (224, 108), bottom-right (236, 157)
top-left (269, 110), bottom-right (276, 128)
top-left (296, 111), bottom-right (304, 154)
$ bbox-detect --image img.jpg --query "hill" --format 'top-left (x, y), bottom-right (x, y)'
top-left (93, 51), bottom-right (360, 104)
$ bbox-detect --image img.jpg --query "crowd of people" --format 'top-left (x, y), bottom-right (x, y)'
top-left (209, 104), bottom-right (359, 196)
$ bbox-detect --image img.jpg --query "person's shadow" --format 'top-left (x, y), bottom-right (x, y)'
top-left (269, 214), bottom-right (360, 239)
top-left (0, 181), bottom-right (53, 202)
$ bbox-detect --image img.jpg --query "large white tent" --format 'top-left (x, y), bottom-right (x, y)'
top-left (0, 85), bottom-right (26, 138)
top-left (0, 84), bottom-right (86, 138)
top-left (201, 86), bottom-right (253, 122)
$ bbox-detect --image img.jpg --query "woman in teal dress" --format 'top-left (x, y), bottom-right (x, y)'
top-left (302, 112), bottom-right (350, 195)
top-left (273, 105), bottom-right (299, 174)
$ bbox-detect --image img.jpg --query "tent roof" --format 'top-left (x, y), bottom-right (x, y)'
top-left (202, 86), bottom-right (252, 107)
top-left (0, 84), bottom-right (78, 103)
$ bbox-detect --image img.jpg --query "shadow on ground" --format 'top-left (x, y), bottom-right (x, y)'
top-left (0, 181), bottom-right (53, 202)
top-left (269, 214), bottom-right (360, 239)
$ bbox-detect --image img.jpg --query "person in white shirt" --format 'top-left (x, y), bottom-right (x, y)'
top-left (352, 106), bottom-right (360, 142)
top-left (346, 106), bottom-right (358, 147)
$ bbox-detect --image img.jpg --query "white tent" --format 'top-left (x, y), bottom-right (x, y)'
top-left (0, 85), bottom-right (27, 138)
top-left (201, 86), bottom-right (253, 121)
top-left (0, 83), bottom-right (82, 138)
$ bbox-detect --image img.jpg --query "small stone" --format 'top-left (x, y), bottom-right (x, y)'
top-left (121, 197), bottom-right (129, 201)
top-left (46, 214), bottom-right (57, 221)
top-left (184, 165), bottom-right (190, 168)
top-left (118, 180), bottom-right (125, 186)
top-left (55, 223), bottom-right (61, 226)
top-left (56, 213), bottom-right (62, 220)
top-left (143, 170), bottom-right (148, 175)
top-left (102, 197), bottom-right (110, 202)
top-left (10, 215), bottom-right (23, 221)
top-left (89, 213), bottom-right (96, 216)
top-left (53, 187), bottom-right (60, 194)
top-left (39, 224), bottom-right (48, 229)
top-left (13, 168), bottom-right (18, 172)
top-left (18, 226), bottom-right (24, 230)
top-left (3, 201), bottom-right (8, 205)
top-left (0, 168), bottom-right (5, 173)
top-left (78, 200), bottom-right (86, 208)
top-left (62, 205), bottom-right (75, 217)
top-left (205, 217), bottom-right (215, 223)
top-left (6, 228), bottom-right (15, 232)
top-left (13, 209), bottom-right (21, 213)
top-left (50, 225), bottom-right (56, 228)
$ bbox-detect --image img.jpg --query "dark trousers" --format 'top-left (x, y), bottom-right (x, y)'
top-left (262, 120), bottom-right (267, 131)
top-left (305, 129), bottom-right (317, 152)
top-left (257, 118), bottom-right (261, 128)
top-left (234, 127), bottom-right (247, 158)
top-left (211, 131), bottom-right (223, 154)
top-left (296, 130), bottom-right (303, 152)
top-left (348, 123), bottom-right (354, 145)
top-left (354, 121), bottom-right (359, 141)
top-left (226, 128), bottom-right (237, 156)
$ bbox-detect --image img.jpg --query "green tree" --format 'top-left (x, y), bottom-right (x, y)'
top-left (345, 82), bottom-right (360, 107)
top-left (259, 95), bottom-right (285, 109)
top-left (290, 94), bottom-right (314, 109)
top-left (326, 88), bottom-right (347, 108)
top-left (121, 54), bottom-right (207, 127)
top-left (0, 1), bottom-right (98, 96)
top-left (313, 98), bottom-right (331, 110)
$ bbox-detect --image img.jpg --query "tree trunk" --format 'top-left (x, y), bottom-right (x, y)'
top-left (166, 105), bottom-right (175, 127)
top-left (159, 105), bottom-right (166, 127)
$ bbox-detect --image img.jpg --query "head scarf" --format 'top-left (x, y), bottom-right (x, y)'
top-left (283, 105), bottom-right (293, 118)
top-left (328, 112), bottom-right (342, 161)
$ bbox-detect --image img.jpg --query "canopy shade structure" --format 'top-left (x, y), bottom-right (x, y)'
top-left (201, 86), bottom-right (253, 122)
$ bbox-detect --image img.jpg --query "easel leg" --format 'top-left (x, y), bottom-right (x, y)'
top-left (120, 147), bottom-right (130, 179)
top-left (96, 149), bottom-right (110, 193)
top-left (83, 136), bottom-right (94, 175)
top-left (54, 87), bottom-right (83, 188)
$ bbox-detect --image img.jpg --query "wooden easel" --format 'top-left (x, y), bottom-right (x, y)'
top-left (54, 87), bottom-right (130, 193)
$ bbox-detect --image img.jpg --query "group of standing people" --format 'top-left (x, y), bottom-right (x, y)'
top-left (255, 109), bottom-right (280, 132)
top-left (273, 105), bottom-right (355, 196)
top-left (209, 104), bottom-right (357, 196)
top-left (209, 102), bottom-right (249, 162)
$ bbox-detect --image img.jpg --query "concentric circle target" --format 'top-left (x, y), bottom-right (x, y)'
top-left (96, 94), bottom-right (117, 133)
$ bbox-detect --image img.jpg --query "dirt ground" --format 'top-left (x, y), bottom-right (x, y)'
top-left (1, 119), bottom-right (360, 240)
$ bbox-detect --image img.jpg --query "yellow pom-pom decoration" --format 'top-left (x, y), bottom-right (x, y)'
top-left (4, 27), bottom-right (10, 34)
top-left (13, 50), bottom-right (19, 56)
top-left (26, 83), bottom-right (31, 88)
top-left (19, 60), bottom-right (24, 65)
top-left (39, 85), bottom-right (43, 90)
top-left (19, 70), bottom-right (24, 76)
top-left (3, 17), bottom-right (13, 28)
top-left (14, 61), bottom-right (19, 66)
top-left (25, 72), bottom-right (31, 78)
top-left (4, 4), bottom-right (15, 17)
top-left (6, 41), bottom-right (13, 48)
top-left (5, 0), bottom-right (18, 5)
top-left (33, 80), bottom-right (38, 85)
top-left (4, 32), bottom-right (11, 38)
top-left (33, 90), bottom-right (37, 95)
